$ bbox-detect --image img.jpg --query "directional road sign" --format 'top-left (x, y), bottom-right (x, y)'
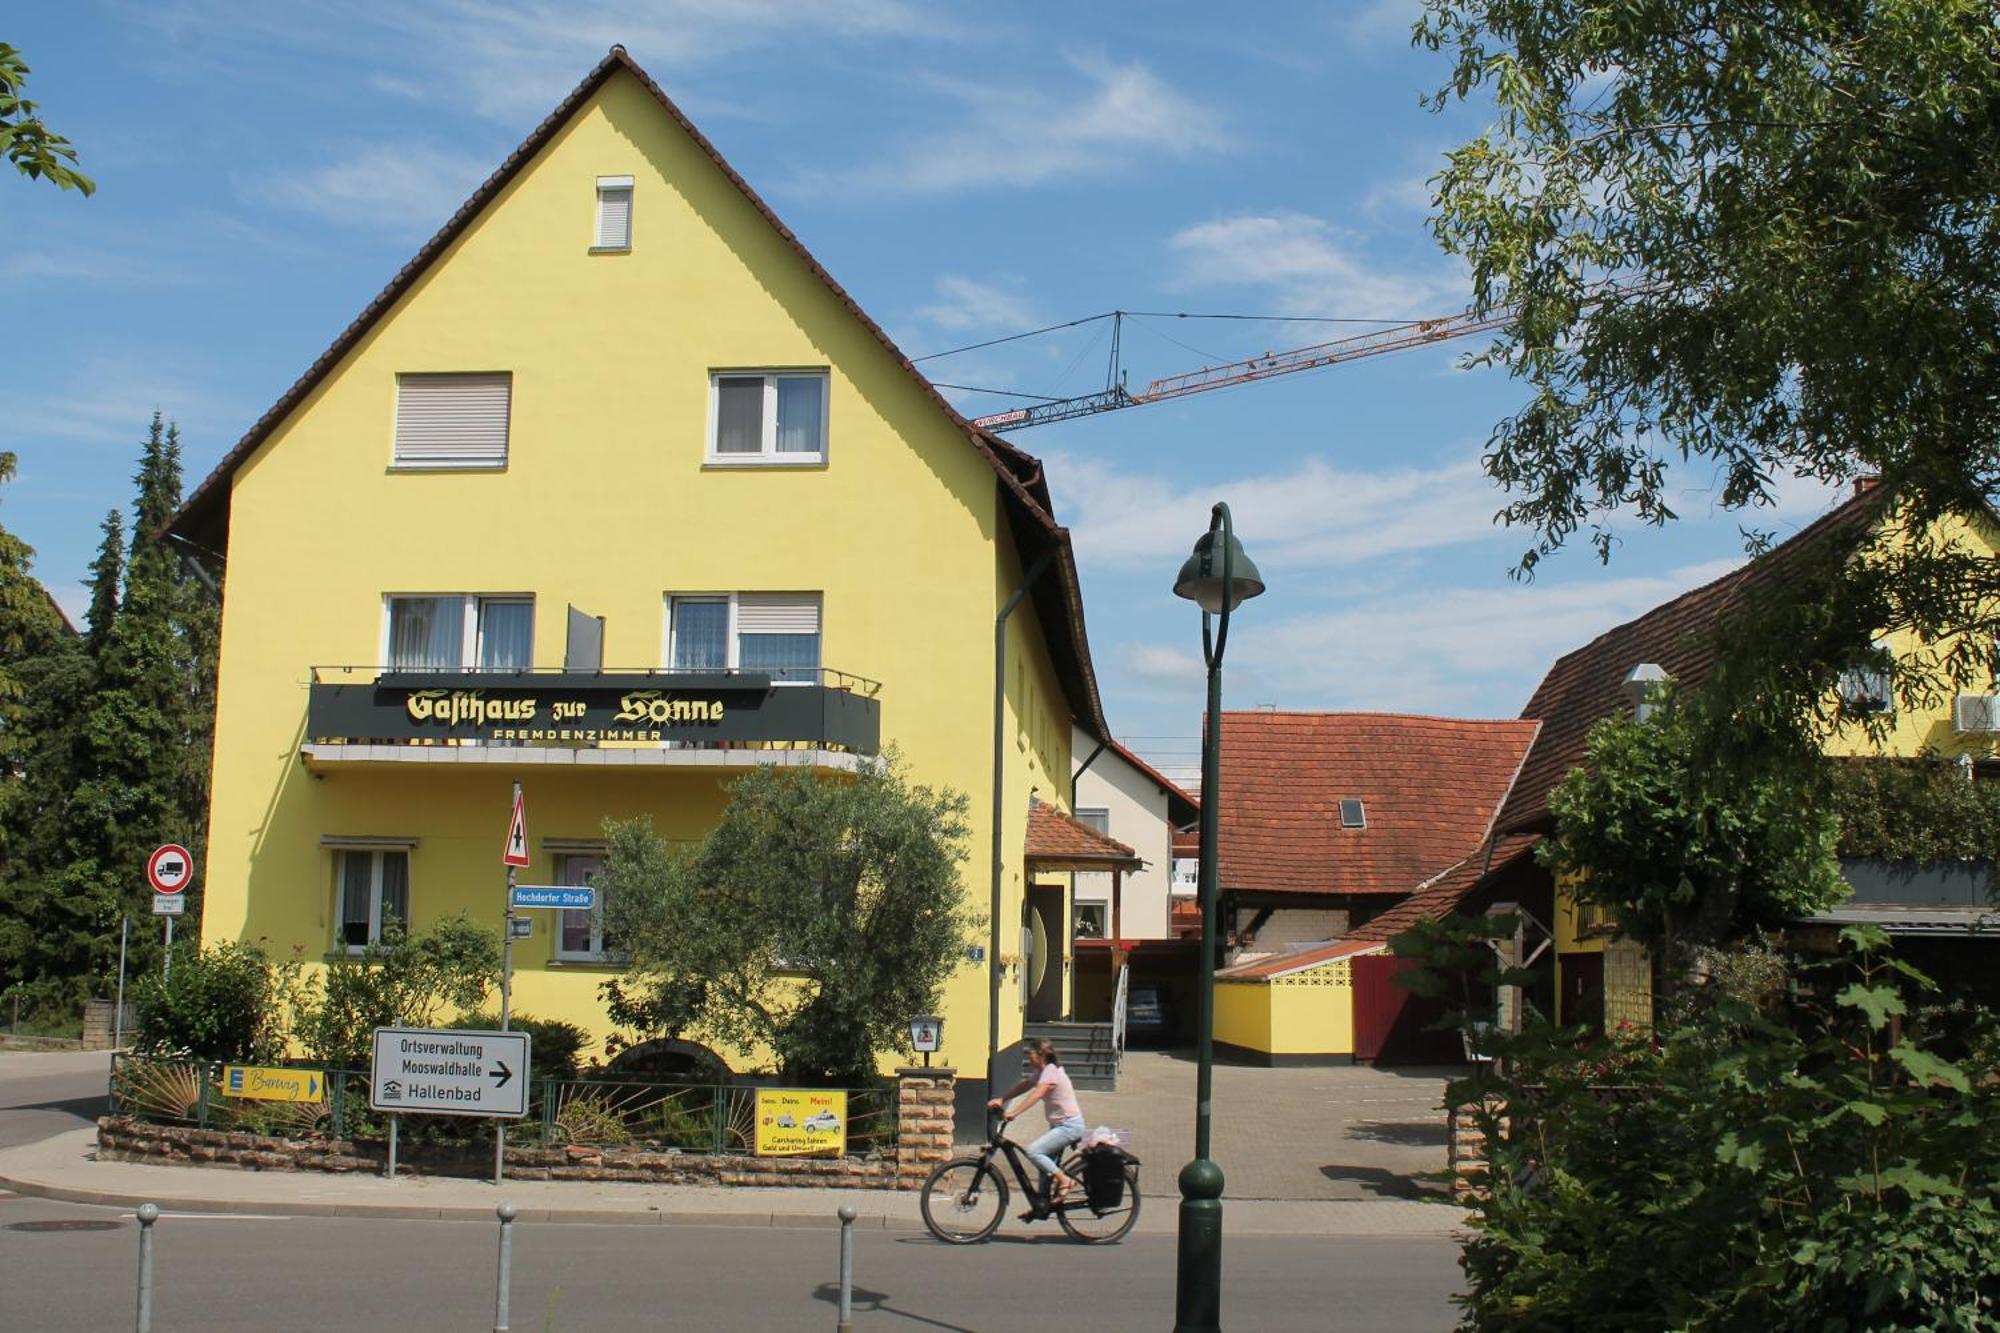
top-left (147, 844), bottom-right (194, 895)
top-left (221, 1065), bottom-right (325, 1103)
top-left (508, 885), bottom-right (596, 911)
top-left (369, 1027), bottom-right (531, 1118)
top-left (150, 893), bottom-right (186, 916)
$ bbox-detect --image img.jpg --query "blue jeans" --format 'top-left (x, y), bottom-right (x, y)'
top-left (1026, 1116), bottom-right (1085, 1183)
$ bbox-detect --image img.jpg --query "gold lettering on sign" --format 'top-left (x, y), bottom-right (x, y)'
top-left (613, 691), bottom-right (724, 725)
top-left (404, 690), bottom-right (541, 727)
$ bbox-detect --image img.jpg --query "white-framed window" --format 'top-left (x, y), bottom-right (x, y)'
top-left (555, 852), bottom-right (621, 962)
top-left (1837, 639), bottom-right (1895, 716)
top-left (707, 371), bottom-right (828, 464)
top-left (392, 372), bottom-right (511, 469)
top-left (593, 175), bottom-right (633, 250)
top-left (1075, 807), bottom-right (1111, 836)
top-left (666, 592), bottom-right (821, 683)
top-left (333, 848), bottom-right (410, 951)
top-left (1074, 902), bottom-right (1107, 940)
top-left (384, 595), bottom-right (533, 671)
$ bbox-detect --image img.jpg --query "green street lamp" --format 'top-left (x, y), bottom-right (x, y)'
top-left (1170, 502), bottom-right (1264, 1332)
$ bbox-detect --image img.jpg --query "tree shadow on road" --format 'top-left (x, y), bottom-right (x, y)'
top-left (1318, 1164), bottom-right (1454, 1201)
top-left (1343, 1117), bottom-right (1449, 1148)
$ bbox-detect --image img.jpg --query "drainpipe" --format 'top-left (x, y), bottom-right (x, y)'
top-left (1070, 736), bottom-right (1109, 809)
top-left (990, 547), bottom-right (1055, 1099)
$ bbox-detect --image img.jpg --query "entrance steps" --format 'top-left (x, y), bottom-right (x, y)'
top-left (1022, 1020), bottom-right (1118, 1092)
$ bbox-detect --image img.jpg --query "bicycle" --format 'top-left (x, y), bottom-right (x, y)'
top-left (919, 1115), bottom-right (1141, 1245)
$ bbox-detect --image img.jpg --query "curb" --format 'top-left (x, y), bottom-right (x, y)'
top-left (0, 1171), bottom-right (923, 1229)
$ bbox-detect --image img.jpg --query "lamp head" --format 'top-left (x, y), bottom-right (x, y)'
top-left (1173, 528), bottom-right (1266, 614)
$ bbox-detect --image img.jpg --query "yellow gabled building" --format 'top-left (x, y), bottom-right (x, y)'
top-left (164, 48), bottom-right (1107, 1109)
top-left (1496, 483), bottom-right (2000, 1029)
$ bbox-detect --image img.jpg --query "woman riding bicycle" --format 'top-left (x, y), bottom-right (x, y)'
top-left (987, 1038), bottom-right (1085, 1207)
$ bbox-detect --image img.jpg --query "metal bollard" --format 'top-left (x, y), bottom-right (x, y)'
top-left (134, 1202), bottom-right (159, 1333)
top-left (493, 1202), bottom-right (516, 1332)
top-left (836, 1203), bottom-right (857, 1333)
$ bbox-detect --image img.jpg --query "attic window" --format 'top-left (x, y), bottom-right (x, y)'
top-left (593, 176), bottom-right (633, 251)
top-left (1338, 799), bottom-right (1366, 829)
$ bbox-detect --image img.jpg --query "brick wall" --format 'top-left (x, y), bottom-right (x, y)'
top-left (96, 1067), bottom-right (962, 1191)
top-left (1448, 1099), bottom-right (1502, 1201)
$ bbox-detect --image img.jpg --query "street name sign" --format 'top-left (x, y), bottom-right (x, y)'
top-left (221, 1065), bottom-right (325, 1103)
top-left (508, 885), bottom-right (596, 911)
top-left (151, 893), bottom-right (186, 916)
top-left (370, 1027), bottom-right (531, 1118)
top-left (147, 844), bottom-right (194, 894)
top-left (508, 916), bottom-right (534, 939)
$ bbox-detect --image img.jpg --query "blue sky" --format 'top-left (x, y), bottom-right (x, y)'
top-left (4, 2), bottom-right (1842, 780)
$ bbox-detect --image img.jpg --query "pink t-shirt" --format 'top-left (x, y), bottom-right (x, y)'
top-left (1036, 1061), bottom-right (1082, 1124)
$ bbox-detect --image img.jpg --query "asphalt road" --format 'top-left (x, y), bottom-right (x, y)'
top-left (0, 1193), bottom-right (1463, 1331)
top-left (0, 1050), bottom-right (111, 1150)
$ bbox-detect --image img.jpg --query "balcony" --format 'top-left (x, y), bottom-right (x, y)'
top-left (301, 666), bottom-right (880, 773)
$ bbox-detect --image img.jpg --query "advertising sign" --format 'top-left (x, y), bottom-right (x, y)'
top-left (753, 1088), bottom-right (848, 1158)
top-left (509, 885), bottom-right (596, 911)
top-left (369, 1027), bottom-right (531, 1118)
top-left (221, 1065), bottom-right (325, 1103)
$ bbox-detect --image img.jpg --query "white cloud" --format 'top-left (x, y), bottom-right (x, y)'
top-left (1167, 212), bottom-right (1459, 318)
top-left (801, 54), bottom-right (1229, 196)
top-left (1048, 449), bottom-right (1507, 572)
top-left (1118, 558), bottom-right (1745, 717)
top-left (257, 143), bottom-right (492, 236)
top-left (1336, 0), bottom-right (1425, 49)
top-left (917, 276), bottom-right (1039, 334)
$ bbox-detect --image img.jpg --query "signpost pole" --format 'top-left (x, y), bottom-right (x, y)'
top-left (388, 1115), bottom-right (398, 1181)
top-left (162, 915), bottom-right (173, 981)
top-left (496, 780), bottom-right (524, 1188)
top-left (114, 916), bottom-right (129, 1050)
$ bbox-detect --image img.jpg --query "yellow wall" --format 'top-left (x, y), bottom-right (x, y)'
top-left (1215, 960), bottom-right (1356, 1058)
top-left (201, 68), bottom-right (1075, 1077)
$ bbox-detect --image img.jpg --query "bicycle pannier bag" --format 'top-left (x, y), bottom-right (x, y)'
top-left (1082, 1146), bottom-right (1127, 1210)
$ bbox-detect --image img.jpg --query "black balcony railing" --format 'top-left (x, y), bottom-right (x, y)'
top-left (305, 665), bottom-right (881, 755)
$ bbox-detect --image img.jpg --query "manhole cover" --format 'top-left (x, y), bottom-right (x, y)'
top-left (6, 1219), bottom-right (125, 1232)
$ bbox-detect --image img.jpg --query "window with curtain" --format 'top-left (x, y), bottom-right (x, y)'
top-left (666, 593), bottom-right (821, 682)
top-left (476, 599), bottom-right (533, 670)
top-left (556, 853), bottom-right (618, 961)
top-left (335, 849), bottom-right (409, 950)
top-left (708, 371), bottom-right (827, 462)
top-left (387, 596), bottom-right (463, 669)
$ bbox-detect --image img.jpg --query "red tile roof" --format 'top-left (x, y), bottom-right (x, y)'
top-left (1215, 712), bottom-right (1541, 896)
top-left (1499, 486), bottom-right (1888, 833)
top-left (1170, 829), bottom-right (1199, 857)
top-left (1348, 833), bottom-right (1542, 943)
top-left (1025, 800), bottom-right (1142, 866)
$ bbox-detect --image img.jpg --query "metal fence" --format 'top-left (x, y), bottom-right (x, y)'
top-left (108, 1054), bottom-right (898, 1158)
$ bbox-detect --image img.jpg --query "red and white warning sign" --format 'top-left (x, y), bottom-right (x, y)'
top-left (147, 843), bottom-right (195, 895)
top-left (502, 786), bottom-right (530, 867)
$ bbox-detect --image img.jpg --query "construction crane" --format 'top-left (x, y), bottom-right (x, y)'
top-left (967, 306), bottom-right (1515, 433)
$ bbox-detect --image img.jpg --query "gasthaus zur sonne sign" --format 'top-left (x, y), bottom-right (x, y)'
top-left (369, 1027), bottom-right (531, 1118)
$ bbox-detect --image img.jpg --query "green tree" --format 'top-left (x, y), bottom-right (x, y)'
top-left (1419, 1), bottom-right (2000, 735)
top-left (1540, 696), bottom-right (1847, 992)
top-left (291, 916), bottom-right (501, 1071)
top-left (601, 758), bottom-right (973, 1084)
top-left (83, 508), bottom-right (121, 656)
top-left (0, 42), bottom-right (92, 194)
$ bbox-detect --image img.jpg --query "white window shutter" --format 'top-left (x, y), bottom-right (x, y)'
top-left (394, 373), bottom-right (511, 468)
top-left (596, 179), bottom-right (633, 249)
top-left (736, 594), bottom-right (821, 635)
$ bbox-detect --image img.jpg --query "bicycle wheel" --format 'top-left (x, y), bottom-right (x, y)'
top-left (1056, 1161), bottom-right (1141, 1244)
top-left (920, 1157), bottom-right (1008, 1244)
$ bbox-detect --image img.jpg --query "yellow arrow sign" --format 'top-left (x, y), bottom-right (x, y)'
top-left (219, 1065), bottom-right (325, 1103)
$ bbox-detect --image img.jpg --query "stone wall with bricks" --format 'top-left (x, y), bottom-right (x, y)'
top-left (97, 1066), bottom-right (961, 1190)
top-left (1448, 1099), bottom-right (1502, 1201)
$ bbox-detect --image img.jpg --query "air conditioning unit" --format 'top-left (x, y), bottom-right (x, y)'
top-left (1954, 693), bottom-right (2000, 733)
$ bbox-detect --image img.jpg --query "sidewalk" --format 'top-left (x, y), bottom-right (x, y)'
top-left (0, 1127), bottom-right (1467, 1238)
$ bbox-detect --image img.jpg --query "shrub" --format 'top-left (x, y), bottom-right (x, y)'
top-left (451, 1011), bottom-right (590, 1084)
top-left (129, 939), bottom-right (286, 1062)
top-left (292, 914), bottom-right (499, 1069)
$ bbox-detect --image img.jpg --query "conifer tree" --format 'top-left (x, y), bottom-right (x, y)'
top-left (83, 508), bottom-right (121, 655)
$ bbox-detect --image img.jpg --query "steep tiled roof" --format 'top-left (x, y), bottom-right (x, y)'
top-left (1215, 712), bottom-right (1542, 896)
top-left (158, 47), bottom-right (1108, 739)
top-left (1026, 799), bottom-right (1142, 866)
top-left (1499, 486), bottom-right (1888, 833)
top-left (1348, 833), bottom-right (1542, 943)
